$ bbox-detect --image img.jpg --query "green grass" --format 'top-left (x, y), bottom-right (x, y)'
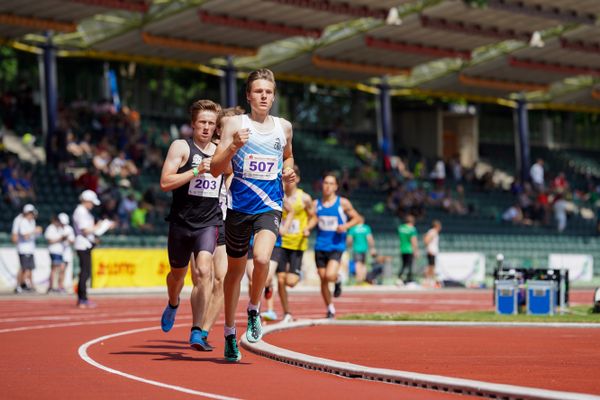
top-left (341, 306), bottom-right (600, 323)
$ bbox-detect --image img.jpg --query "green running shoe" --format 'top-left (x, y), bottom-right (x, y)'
top-left (246, 309), bottom-right (263, 343)
top-left (224, 334), bottom-right (241, 362)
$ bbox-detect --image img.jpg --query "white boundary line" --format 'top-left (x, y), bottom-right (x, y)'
top-left (0, 317), bottom-right (168, 334)
top-left (78, 324), bottom-right (241, 400)
top-left (241, 320), bottom-right (600, 400)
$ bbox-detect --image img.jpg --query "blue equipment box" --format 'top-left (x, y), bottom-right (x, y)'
top-left (495, 280), bottom-right (518, 315)
top-left (527, 280), bottom-right (557, 315)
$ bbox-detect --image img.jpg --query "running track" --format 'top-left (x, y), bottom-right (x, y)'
top-left (0, 289), bottom-right (597, 399)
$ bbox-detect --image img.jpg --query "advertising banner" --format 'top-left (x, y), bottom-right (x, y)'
top-left (436, 252), bottom-right (486, 284)
top-left (548, 254), bottom-right (594, 282)
top-left (92, 248), bottom-right (192, 288)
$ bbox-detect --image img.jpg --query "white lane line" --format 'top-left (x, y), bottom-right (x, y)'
top-left (78, 324), bottom-right (241, 400)
top-left (0, 310), bottom-right (162, 323)
top-left (242, 320), bottom-right (600, 400)
top-left (0, 317), bottom-right (188, 334)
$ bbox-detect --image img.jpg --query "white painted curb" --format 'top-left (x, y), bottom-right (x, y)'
top-left (241, 320), bottom-right (600, 400)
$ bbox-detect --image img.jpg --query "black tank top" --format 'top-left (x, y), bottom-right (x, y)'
top-left (166, 138), bottom-right (223, 229)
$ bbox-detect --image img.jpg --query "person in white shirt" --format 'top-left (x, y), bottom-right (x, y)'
top-left (45, 215), bottom-right (65, 293)
top-left (423, 220), bottom-right (442, 288)
top-left (553, 194), bottom-right (568, 233)
top-left (72, 190), bottom-right (114, 308)
top-left (13, 204), bottom-right (42, 293)
top-left (530, 159), bottom-right (545, 192)
top-left (59, 213), bottom-right (75, 294)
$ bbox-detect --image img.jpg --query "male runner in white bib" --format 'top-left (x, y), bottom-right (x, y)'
top-left (211, 69), bottom-right (295, 362)
top-left (159, 99), bottom-right (224, 352)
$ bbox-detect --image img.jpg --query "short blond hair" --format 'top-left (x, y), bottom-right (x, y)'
top-left (189, 99), bottom-right (221, 124)
top-left (246, 68), bottom-right (276, 93)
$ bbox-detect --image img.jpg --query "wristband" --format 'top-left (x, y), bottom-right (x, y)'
top-left (192, 167), bottom-right (199, 177)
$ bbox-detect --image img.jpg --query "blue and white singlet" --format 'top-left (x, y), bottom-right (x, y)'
top-left (314, 196), bottom-right (348, 252)
top-left (230, 114), bottom-right (286, 215)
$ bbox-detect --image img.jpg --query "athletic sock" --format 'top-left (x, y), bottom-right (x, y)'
top-left (191, 326), bottom-right (201, 332)
top-left (168, 299), bottom-right (179, 309)
top-left (327, 304), bottom-right (336, 314)
top-left (247, 302), bottom-right (260, 312)
top-left (224, 325), bottom-right (236, 337)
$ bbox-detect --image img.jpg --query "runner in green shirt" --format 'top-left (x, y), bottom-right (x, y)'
top-left (397, 214), bottom-right (419, 284)
top-left (347, 217), bottom-right (376, 283)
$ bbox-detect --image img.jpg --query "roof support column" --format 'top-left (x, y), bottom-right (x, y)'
top-left (377, 79), bottom-right (393, 162)
top-left (39, 31), bottom-right (58, 165)
top-left (515, 98), bottom-right (531, 183)
top-left (222, 55), bottom-right (237, 108)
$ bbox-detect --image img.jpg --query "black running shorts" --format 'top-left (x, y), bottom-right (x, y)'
top-left (168, 223), bottom-right (218, 268)
top-left (276, 248), bottom-right (303, 276)
top-left (217, 223), bottom-right (225, 247)
top-left (315, 250), bottom-right (343, 269)
top-left (225, 209), bottom-right (282, 258)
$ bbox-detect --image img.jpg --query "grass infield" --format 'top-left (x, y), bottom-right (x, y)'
top-left (341, 306), bottom-right (600, 323)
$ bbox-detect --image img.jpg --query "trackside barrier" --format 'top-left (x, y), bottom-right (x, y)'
top-left (241, 320), bottom-right (600, 400)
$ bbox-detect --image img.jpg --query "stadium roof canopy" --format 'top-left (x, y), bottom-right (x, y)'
top-left (2, 0), bottom-right (600, 111)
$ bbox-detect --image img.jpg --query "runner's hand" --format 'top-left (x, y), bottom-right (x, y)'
top-left (200, 157), bottom-right (211, 173)
top-left (231, 128), bottom-right (250, 150)
top-left (282, 167), bottom-right (295, 183)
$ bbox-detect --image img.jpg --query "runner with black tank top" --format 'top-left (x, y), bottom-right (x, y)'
top-left (211, 68), bottom-right (296, 362)
top-left (159, 99), bottom-right (223, 352)
top-left (195, 106), bottom-right (243, 347)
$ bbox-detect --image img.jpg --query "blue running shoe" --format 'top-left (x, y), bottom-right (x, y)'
top-left (224, 334), bottom-right (241, 362)
top-left (160, 301), bottom-right (178, 332)
top-left (190, 330), bottom-right (213, 351)
top-left (246, 309), bottom-right (263, 343)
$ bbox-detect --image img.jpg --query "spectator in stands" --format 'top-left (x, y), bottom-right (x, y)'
top-left (552, 172), bottom-right (569, 194)
top-left (536, 190), bottom-right (551, 226)
top-left (92, 149), bottom-right (112, 176)
top-left (397, 214), bottom-right (419, 285)
top-left (12, 204), bottom-right (42, 293)
top-left (75, 167), bottom-right (100, 193)
top-left (3, 167), bottom-right (27, 207)
top-left (390, 155), bottom-right (412, 181)
top-left (530, 158), bottom-right (545, 192)
top-left (518, 191), bottom-right (533, 220)
top-left (109, 150), bottom-right (138, 179)
top-left (430, 158), bottom-right (446, 188)
top-left (449, 155), bottom-right (463, 182)
top-left (502, 203), bottom-right (524, 225)
top-left (118, 192), bottom-right (138, 230)
top-left (73, 190), bottom-right (115, 308)
top-left (131, 201), bottom-right (153, 231)
top-left (414, 157), bottom-right (427, 180)
top-left (553, 194), bottom-right (568, 233)
top-left (510, 178), bottom-right (524, 196)
top-left (347, 216), bottom-right (377, 283)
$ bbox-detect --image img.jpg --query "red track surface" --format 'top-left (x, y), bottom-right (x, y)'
top-left (0, 289), bottom-right (595, 399)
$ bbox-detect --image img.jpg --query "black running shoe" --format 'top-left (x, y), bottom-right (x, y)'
top-left (326, 311), bottom-right (335, 319)
top-left (333, 281), bottom-right (342, 298)
top-left (246, 309), bottom-right (263, 343)
top-left (224, 334), bottom-right (241, 362)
